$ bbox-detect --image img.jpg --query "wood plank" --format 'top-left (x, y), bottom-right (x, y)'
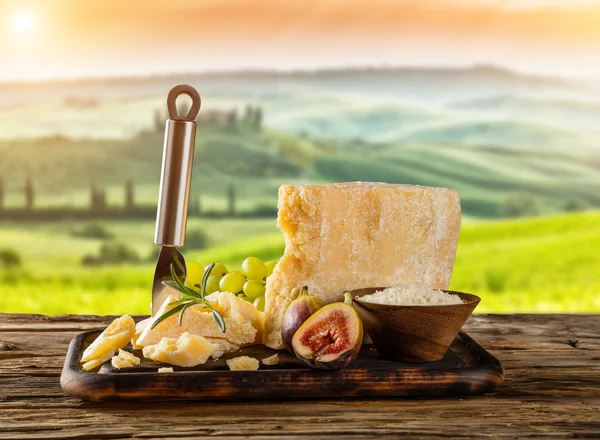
top-left (1, 397), bottom-right (599, 439)
top-left (1, 313), bottom-right (599, 439)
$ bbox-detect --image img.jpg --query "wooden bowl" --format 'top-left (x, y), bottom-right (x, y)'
top-left (352, 287), bottom-right (480, 363)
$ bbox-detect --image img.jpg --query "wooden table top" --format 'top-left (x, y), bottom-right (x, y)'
top-left (0, 313), bottom-right (599, 439)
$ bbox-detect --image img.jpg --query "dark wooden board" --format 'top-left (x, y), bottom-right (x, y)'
top-left (60, 330), bottom-right (503, 401)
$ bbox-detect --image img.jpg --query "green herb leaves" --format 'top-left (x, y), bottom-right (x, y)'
top-left (150, 262), bottom-right (227, 333)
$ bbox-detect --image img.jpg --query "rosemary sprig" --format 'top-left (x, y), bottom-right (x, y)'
top-left (150, 262), bottom-right (227, 333)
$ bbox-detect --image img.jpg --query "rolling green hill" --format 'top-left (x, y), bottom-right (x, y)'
top-left (449, 94), bottom-right (600, 132)
top-left (1, 125), bottom-right (599, 217)
top-left (401, 119), bottom-right (598, 150)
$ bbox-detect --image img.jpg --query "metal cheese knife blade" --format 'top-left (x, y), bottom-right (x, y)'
top-left (152, 84), bottom-right (201, 315)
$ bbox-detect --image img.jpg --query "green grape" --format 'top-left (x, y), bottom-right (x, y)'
top-left (219, 271), bottom-right (246, 294)
top-left (241, 257), bottom-right (268, 281)
top-left (264, 260), bottom-right (278, 277)
top-left (243, 280), bottom-right (266, 300)
top-left (184, 262), bottom-right (204, 290)
top-left (208, 262), bottom-right (228, 277)
top-left (253, 295), bottom-right (266, 312)
top-left (205, 275), bottom-right (223, 294)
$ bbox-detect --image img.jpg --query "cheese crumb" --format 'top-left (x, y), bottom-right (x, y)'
top-left (143, 333), bottom-right (217, 367)
top-left (158, 367), bottom-right (174, 373)
top-left (261, 354), bottom-right (280, 365)
top-left (111, 349), bottom-right (141, 369)
top-left (359, 284), bottom-right (465, 306)
top-left (226, 356), bottom-right (260, 371)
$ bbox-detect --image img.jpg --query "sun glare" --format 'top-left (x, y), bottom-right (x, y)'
top-left (10, 11), bottom-right (36, 36)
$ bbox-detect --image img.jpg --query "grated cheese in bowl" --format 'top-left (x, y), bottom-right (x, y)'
top-left (358, 284), bottom-right (465, 306)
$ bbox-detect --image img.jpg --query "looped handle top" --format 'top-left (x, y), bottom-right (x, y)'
top-left (167, 84), bottom-right (201, 121)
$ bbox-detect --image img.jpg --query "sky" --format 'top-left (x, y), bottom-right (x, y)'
top-left (1, 0), bottom-right (600, 81)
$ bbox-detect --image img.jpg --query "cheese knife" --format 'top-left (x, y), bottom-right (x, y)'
top-left (152, 84), bottom-right (201, 315)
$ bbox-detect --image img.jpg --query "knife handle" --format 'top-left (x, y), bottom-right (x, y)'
top-left (154, 85), bottom-right (201, 247)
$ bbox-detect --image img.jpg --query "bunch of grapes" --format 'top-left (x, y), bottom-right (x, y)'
top-left (184, 257), bottom-right (278, 312)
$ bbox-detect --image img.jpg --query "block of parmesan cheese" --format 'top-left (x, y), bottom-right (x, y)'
top-left (264, 182), bottom-right (461, 349)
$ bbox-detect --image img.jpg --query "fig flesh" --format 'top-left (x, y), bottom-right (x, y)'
top-left (281, 287), bottom-right (325, 354)
top-left (292, 297), bottom-right (363, 370)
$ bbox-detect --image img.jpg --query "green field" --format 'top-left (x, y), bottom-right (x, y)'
top-left (1, 211), bottom-right (598, 315)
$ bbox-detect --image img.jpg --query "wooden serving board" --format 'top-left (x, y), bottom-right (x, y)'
top-left (61, 330), bottom-right (503, 402)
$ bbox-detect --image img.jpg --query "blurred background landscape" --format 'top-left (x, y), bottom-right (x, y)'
top-left (1, 0), bottom-right (599, 314)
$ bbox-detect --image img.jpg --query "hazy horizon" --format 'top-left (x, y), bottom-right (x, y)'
top-left (0, 62), bottom-right (594, 86)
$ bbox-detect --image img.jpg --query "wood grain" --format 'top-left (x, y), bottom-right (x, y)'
top-left (1, 313), bottom-right (599, 439)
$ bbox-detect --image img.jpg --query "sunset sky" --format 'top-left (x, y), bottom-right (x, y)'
top-left (1, 0), bottom-right (600, 81)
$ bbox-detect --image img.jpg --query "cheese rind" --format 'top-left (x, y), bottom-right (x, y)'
top-left (264, 182), bottom-right (461, 349)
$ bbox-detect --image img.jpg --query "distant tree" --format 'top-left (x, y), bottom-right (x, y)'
top-left (247, 203), bottom-right (278, 218)
top-left (25, 177), bottom-right (34, 210)
top-left (254, 106), bottom-right (263, 129)
top-left (97, 188), bottom-right (107, 210)
top-left (0, 177), bottom-right (4, 210)
top-left (228, 184), bottom-right (236, 216)
top-left (227, 108), bottom-right (238, 125)
top-left (81, 241), bottom-right (140, 266)
top-left (501, 194), bottom-right (540, 218)
top-left (563, 199), bottom-right (587, 213)
top-left (90, 182), bottom-right (98, 210)
top-left (0, 249), bottom-right (21, 269)
top-left (125, 179), bottom-right (135, 211)
top-left (183, 229), bottom-right (209, 250)
top-left (72, 222), bottom-right (114, 240)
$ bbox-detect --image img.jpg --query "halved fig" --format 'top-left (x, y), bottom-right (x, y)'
top-left (291, 295), bottom-right (363, 370)
top-left (281, 287), bottom-right (325, 354)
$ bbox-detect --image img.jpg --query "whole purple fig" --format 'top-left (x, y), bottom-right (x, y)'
top-left (281, 287), bottom-right (325, 354)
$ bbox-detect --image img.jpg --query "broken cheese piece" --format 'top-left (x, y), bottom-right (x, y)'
top-left (131, 317), bottom-right (151, 350)
top-left (111, 349), bottom-right (141, 369)
top-left (81, 352), bottom-right (113, 372)
top-left (264, 182), bottom-right (461, 349)
top-left (261, 354), bottom-right (280, 365)
top-left (226, 356), bottom-right (260, 371)
top-left (142, 332), bottom-right (217, 367)
top-left (81, 315), bottom-right (136, 363)
top-left (158, 367), bottom-right (174, 373)
top-left (136, 296), bottom-right (257, 348)
top-left (206, 291), bottom-right (265, 345)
